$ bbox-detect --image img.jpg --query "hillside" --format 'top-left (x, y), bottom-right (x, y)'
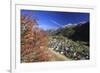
top-left (46, 21), bottom-right (90, 60)
top-left (47, 21), bottom-right (89, 45)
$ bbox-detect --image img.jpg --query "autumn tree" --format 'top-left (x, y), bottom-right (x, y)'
top-left (21, 15), bottom-right (50, 62)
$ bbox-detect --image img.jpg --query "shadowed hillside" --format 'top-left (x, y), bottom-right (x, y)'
top-left (70, 22), bottom-right (89, 46)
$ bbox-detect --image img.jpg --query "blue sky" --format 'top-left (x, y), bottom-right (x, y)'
top-left (21, 9), bottom-right (89, 30)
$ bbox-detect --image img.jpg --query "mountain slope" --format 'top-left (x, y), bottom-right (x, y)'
top-left (47, 21), bottom-right (89, 45)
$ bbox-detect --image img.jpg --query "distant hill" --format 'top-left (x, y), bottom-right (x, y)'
top-left (46, 21), bottom-right (89, 46)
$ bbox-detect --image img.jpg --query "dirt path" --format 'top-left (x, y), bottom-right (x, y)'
top-left (47, 48), bottom-right (70, 61)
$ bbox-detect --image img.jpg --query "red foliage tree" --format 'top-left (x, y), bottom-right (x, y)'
top-left (21, 15), bottom-right (50, 62)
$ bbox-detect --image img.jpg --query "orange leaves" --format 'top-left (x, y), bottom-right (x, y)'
top-left (21, 15), bottom-right (48, 62)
